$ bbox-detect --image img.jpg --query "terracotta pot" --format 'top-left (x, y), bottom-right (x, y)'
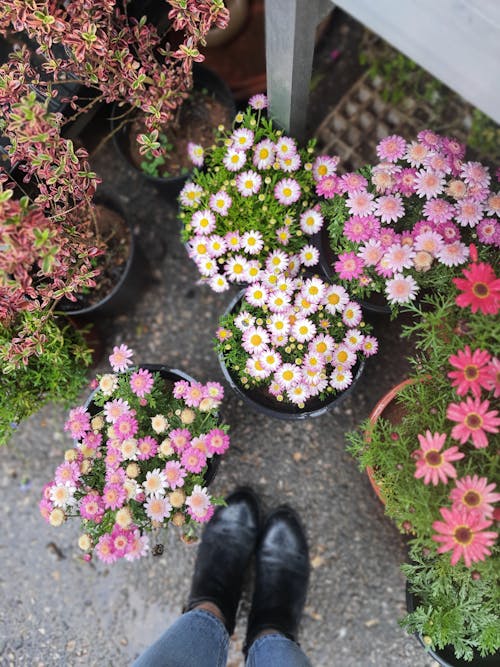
top-left (364, 378), bottom-right (417, 503)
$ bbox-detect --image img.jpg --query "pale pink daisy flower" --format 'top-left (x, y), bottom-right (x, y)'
top-left (246, 356), bottom-right (272, 379)
top-left (383, 244), bottom-right (416, 272)
top-left (450, 475), bottom-right (500, 518)
top-left (404, 141), bottom-right (429, 167)
top-left (279, 152), bottom-right (302, 173)
top-left (186, 485), bottom-right (212, 522)
top-left (50, 482), bottom-right (76, 509)
top-left (275, 136), bottom-right (297, 158)
top-left (145, 496), bottom-right (172, 522)
top-left (477, 218), bottom-right (499, 246)
top-left (223, 148), bottom-right (247, 171)
top-left (436, 241), bottom-right (469, 266)
top-left (104, 398), bottom-right (131, 423)
top-left (342, 301), bottom-right (363, 326)
top-left (143, 468), bottom-right (168, 497)
top-left (231, 127), bottom-right (254, 150)
top-left (334, 252), bottom-right (364, 280)
top-left (422, 198), bottom-right (454, 224)
top-left (268, 380), bottom-right (284, 397)
top-left (324, 285), bottom-right (349, 314)
top-left (339, 173), bottom-right (368, 193)
top-left (252, 139), bottom-right (275, 169)
top-left (361, 335), bottom-right (378, 356)
top-left (413, 431), bottom-right (464, 485)
top-left (102, 483), bottom-right (127, 510)
top-left (124, 530), bottom-right (150, 562)
top-left (209, 191), bottom-right (232, 216)
top-left (423, 151), bottom-right (452, 175)
top-left (246, 283), bottom-right (268, 307)
top-left (191, 209), bottom-right (216, 234)
top-left (357, 239), bottom-right (383, 266)
top-left (266, 250), bottom-right (289, 273)
top-left (413, 249), bottom-right (433, 273)
top-left (330, 368), bottom-right (353, 391)
top-left (312, 155), bottom-right (339, 181)
top-left (287, 383), bottom-right (311, 406)
top-left (234, 310), bottom-right (256, 331)
top-left (109, 344), bottom-right (134, 372)
top-left (130, 368), bottom-right (154, 398)
top-left (248, 93), bottom-right (268, 109)
top-left (105, 447), bottom-right (122, 469)
top-left (455, 198), bottom-right (483, 227)
top-left (414, 231), bottom-right (444, 256)
top-left (196, 257), bottom-right (218, 277)
top-left (385, 273), bottom-right (419, 304)
top-left (345, 190), bottom-right (376, 217)
top-left (274, 364), bottom-right (301, 390)
top-left (179, 181), bottom-right (203, 207)
top-left (244, 260), bottom-right (262, 283)
top-left (206, 234), bottom-right (227, 258)
top-left (273, 275), bottom-right (294, 295)
top-left (310, 333), bottom-right (334, 356)
top-left (274, 177), bottom-right (301, 205)
top-left (414, 170), bottom-right (445, 198)
top-left (64, 406), bottom-right (91, 440)
top-left (485, 192), bottom-right (500, 217)
top-left (299, 208), bottom-right (324, 234)
top-left (79, 493), bottom-right (104, 522)
top-left (276, 225), bottom-right (291, 246)
top-left (242, 326), bottom-right (270, 354)
top-left (181, 446), bottom-right (207, 474)
top-left (298, 245), bottom-right (319, 267)
top-left (301, 277), bottom-right (326, 303)
top-left (54, 461), bottom-right (81, 486)
top-left (120, 438), bottom-right (138, 460)
top-left (267, 313), bottom-right (290, 337)
top-left (241, 230), bottom-right (264, 255)
top-left (259, 349), bottom-right (282, 372)
top-left (187, 142), bottom-right (204, 167)
top-left (461, 161), bottom-right (491, 188)
top-left (332, 345), bottom-right (356, 368)
top-left (225, 255), bottom-right (249, 282)
top-left (164, 461), bottom-right (186, 489)
top-left (204, 381), bottom-right (224, 402)
top-left (376, 134), bottom-right (406, 162)
top-left (209, 273), bottom-right (230, 292)
top-left (236, 170), bottom-right (262, 197)
top-left (432, 506), bottom-right (497, 567)
top-left (292, 318), bottom-right (317, 343)
top-left (375, 256), bottom-right (394, 279)
top-left (344, 329), bottom-right (364, 351)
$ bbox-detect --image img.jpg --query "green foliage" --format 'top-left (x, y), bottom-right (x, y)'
top-left (468, 109), bottom-right (500, 162)
top-left (0, 312), bottom-right (91, 446)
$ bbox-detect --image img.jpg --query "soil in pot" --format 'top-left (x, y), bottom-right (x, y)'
top-left (127, 89), bottom-right (234, 180)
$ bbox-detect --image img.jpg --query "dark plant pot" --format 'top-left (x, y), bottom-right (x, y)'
top-left (84, 365), bottom-right (220, 487)
top-left (111, 64), bottom-right (235, 200)
top-left (218, 290), bottom-right (365, 421)
top-left (60, 192), bottom-right (148, 319)
top-left (405, 584), bottom-right (500, 667)
top-left (315, 226), bottom-right (392, 315)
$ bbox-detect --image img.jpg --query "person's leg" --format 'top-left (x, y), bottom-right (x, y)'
top-left (132, 608), bottom-right (229, 667)
top-left (244, 506), bottom-right (312, 667)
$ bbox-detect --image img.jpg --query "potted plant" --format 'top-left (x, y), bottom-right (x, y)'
top-left (347, 248), bottom-right (500, 663)
top-left (318, 130), bottom-right (499, 314)
top-left (40, 345), bottom-right (230, 562)
top-left (179, 94), bottom-right (340, 292)
top-left (215, 272), bottom-right (376, 419)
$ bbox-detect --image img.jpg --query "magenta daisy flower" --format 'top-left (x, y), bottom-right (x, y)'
top-left (181, 446), bottom-right (207, 474)
top-left (315, 175), bottom-right (340, 199)
top-left (450, 475), bottom-right (500, 518)
top-left (164, 461), bottom-right (186, 489)
top-left (345, 190), bottom-right (376, 217)
top-left (477, 218), bottom-right (499, 246)
top-left (436, 221), bottom-right (460, 242)
top-left (137, 436), bottom-right (158, 461)
top-left (274, 178), bottom-right (301, 205)
top-left (432, 506), bottom-right (497, 567)
top-left (102, 483), bottom-right (127, 510)
top-left (334, 252), bottom-right (364, 280)
top-left (376, 134), bottom-right (406, 162)
top-left (395, 168), bottom-right (417, 196)
top-left (114, 412), bottom-right (139, 441)
top-left (413, 431), bottom-right (464, 485)
top-left (95, 534), bottom-right (117, 564)
top-left (448, 346), bottom-right (492, 398)
top-left (64, 406), bottom-right (91, 440)
top-left (130, 368), bottom-right (154, 398)
top-left (447, 396), bottom-right (500, 448)
top-left (109, 344), bottom-right (134, 372)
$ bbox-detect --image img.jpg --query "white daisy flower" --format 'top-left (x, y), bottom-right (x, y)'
top-left (253, 139), bottom-right (275, 170)
top-left (267, 313), bottom-right (291, 337)
top-left (245, 283), bottom-right (269, 307)
top-left (234, 310), bottom-right (256, 331)
top-left (299, 209), bottom-right (324, 235)
top-left (191, 209), bottom-right (216, 234)
top-left (242, 326), bottom-right (270, 354)
top-left (287, 383), bottom-right (310, 406)
top-left (292, 318), bottom-right (317, 343)
top-left (209, 273), bottom-right (229, 292)
top-left (301, 277), bottom-right (326, 303)
top-left (275, 136), bottom-right (297, 158)
top-left (223, 148), bottom-right (247, 172)
top-left (236, 170), bottom-right (262, 197)
top-left (330, 368), bottom-right (353, 391)
top-left (244, 260), bottom-right (262, 283)
top-left (324, 285), bottom-right (349, 314)
top-left (298, 245), bottom-right (319, 267)
top-left (179, 182), bottom-right (204, 207)
top-left (267, 291), bottom-right (291, 313)
top-left (259, 348), bottom-right (282, 371)
top-left (274, 363), bottom-right (301, 389)
top-left (197, 257), bottom-right (218, 277)
top-left (143, 469), bottom-right (168, 497)
top-left (207, 234), bottom-right (227, 258)
top-left (265, 250), bottom-right (289, 274)
top-left (332, 345), bottom-right (356, 368)
top-left (241, 230), bottom-right (264, 255)
top-left (279, 153), bottom-right (301, 172)
top-left (344, 329), bottom-right (365, 351)
top-left (231, 128), bottom-right (254, 150)
top-left (225, 255), bottom-right (249, 282)
top-left (246, 356), bottom-right (271, 379)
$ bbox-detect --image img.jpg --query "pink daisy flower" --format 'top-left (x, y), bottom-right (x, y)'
top-left (54, 461), bottom-right (81, 485)
top-left (64, 406), bottom-right (91, 440)
top-left (181, 446), bottom-right (207, 473)
top-left (236, 169), bottom-right (262, 197)
top-left (130, 369), bottom-right (154, 398)
top-left (358, 239), bottom-right (383, 266)
top-left (80, 493), bottom-right (104, 522)
top-left (376, 134), bottom-right (406, 162)
top-left (252, 139), bottom-right (275, 170)
top-left (448, 346), bottom-right (492, 398)
top-left (248, 93), bottom-right (268, 109)
top-left (315, 175), bottom-right (340, 199)
top-left (187, 142), bottom-right (204, 167)
top-left (114, 412), bottom-right (139, 441)
top-left (105, 467), bottom-right (126, 485)
top-left (485, 358), bottom-right (500, 397)
top-left (417, 129), bottom-right (441, 149)
top-left (231, 127), bottom-right (254, 150)
top-left (164, 461), bottom-right (186, 489)
top-left (461, 161), bottom-right (491, 188)
top-left (450, 475), bottom-right (500, 518)
top-left (432, 506), bottom-right (497, 567)
top-left (344, 215), bottom-right (375, 243)
top-left (345, 190), bottom-right (376, 217)
top-left (209, 191), bottom-right (232, 216)
top-left (385, 273), bottom-right (419, 304)
top-left (109, 344), bottom-right (134, 372)
top-left (395, 167), bottom-right (417, 196)
top-left (124, 530), bottom-right (149, 562)
top-left (184, 382), bottom-right (205, 408)
top-left (414, 231), bottom-right (443, 256)
top-left (447, 397), bottom-right (500, 448)
top-left (110, 526), bottom-right (133, 558)
top-left (423, 151), bottom-right (452, 175)
top-left (105, 446), bottom-right (122, 469)
top-left (81, 430), bottom-right (102, 450)
top-left (274, 178), bottom-right (301, 205)
top-left (339, 173), bottom-right (368, 194)
top-left (39, 497), bottom-right (53, 522)
top-left (204, 381), bottom-right (224, 402)
top-left (102, 483), bottom-right (127, 510)
top-left (104, 398), bottom-right (131, 424)
top-left (186, 485), bottom-right (212, 521)
top-left (276, 225), bottom-right (291, 245)
top-left (383, 244), bottom-right (415, 272)
top-left (413, 431), bottom-right (464, 485)
top-left (423, 198), bottom-right (454, 224)
top-left (414, 170), bottom-right (445, 199)
top-left (170, 428), bottom-right (192, 452)
top-left (455, 199), bottom-right (483, 227)
top-left (334, 252), bottom-right (364, 280)
top-left (436, 241), bottom-right (469, 267)
top-left (137, 436), bottom-right (158, 460)
top-left (477, 218), bottom-right (499, 246)
top-left (145, 496), bottom-right (172, 522)
top-left (191, 209), bottom-right (216, 235)
top-left (173, 380), bottom-right (189, 399)
top-left (95, 534), bottom-right (117, 564)
top-left (206, 428), bottom-right (230, 455)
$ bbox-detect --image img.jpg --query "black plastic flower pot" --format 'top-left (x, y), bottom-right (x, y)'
top-left (405, 584), bottom-right (500, 667)
top-left (60, 192), bottom-right (148, 319)
top-left (111, 64), bottom-right (236, 200)
top-left (218, 290), bottom-right (365, 421)
top-left (84, 365), bottom-right (220, 487)
top-left (314, 226), bottom-right (392, 316)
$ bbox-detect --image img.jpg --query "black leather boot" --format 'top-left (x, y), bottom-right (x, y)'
top-left (245, 505), bottom-right (310, 654)
top-left (185, 487), bottom-right (260, 635)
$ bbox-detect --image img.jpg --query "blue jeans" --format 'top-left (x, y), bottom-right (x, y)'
top-left (132, 609), bottom-right (312, 667)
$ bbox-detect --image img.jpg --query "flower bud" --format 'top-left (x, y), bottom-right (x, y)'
top-left (171, 512), bottom-right (186, 527)
top-left (49, 508), bottom-right (65, 527)
top-left (78, 534), bottom-right (92, 551)
top-left (126, 463), bottom-right (140, 479)
top-left (180, 409), bottom-right (195, 424)
top-left (169, 490), bottom-right (186, 508)
top-left (64, 449), bottom-right (78, 462)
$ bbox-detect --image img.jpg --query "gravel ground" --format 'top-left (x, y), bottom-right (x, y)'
top-left (0, 10), bottom-right (441, 667)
